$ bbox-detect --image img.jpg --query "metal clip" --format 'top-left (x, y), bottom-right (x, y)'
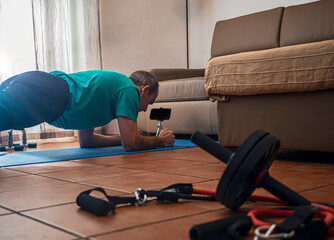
top-left (254, 224), bottom-right (295, 239)
top-left (135, 188), bottom-right (147, 206)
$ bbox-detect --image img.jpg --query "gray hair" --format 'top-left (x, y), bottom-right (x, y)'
top-left (129, 71), bottom-right (159, 94)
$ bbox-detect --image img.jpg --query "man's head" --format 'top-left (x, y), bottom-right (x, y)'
top-left (129, 71), bottom-right (159, 112)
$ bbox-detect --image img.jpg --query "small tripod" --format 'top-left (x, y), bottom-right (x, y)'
top-left (155, 120), bottom-right (163, 136)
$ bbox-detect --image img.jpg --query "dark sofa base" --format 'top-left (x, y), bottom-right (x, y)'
top-left (217, 89), bottom-right (334, 152)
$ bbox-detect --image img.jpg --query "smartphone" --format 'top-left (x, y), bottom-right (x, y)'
top-left (149, 108), bottom-right (171, 121)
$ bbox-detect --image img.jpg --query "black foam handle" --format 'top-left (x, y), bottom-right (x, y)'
top-left (191, 131), bottom-right (232, 164)
top-left (76, 193), bottom-right (115, 216)
top-left (189, 213), bottom-right (252, 240)
top-left (259, 173), bottom-right (311, 206)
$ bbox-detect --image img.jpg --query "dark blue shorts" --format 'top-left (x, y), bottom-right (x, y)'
top-left (0, 71), bottom-right (70, 131)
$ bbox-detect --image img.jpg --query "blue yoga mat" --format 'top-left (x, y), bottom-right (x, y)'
top-left (0, 139), bottom-right (197, 167)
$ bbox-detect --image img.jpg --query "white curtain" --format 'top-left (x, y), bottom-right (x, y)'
top-left (0, 0), bottom-right (102, 142)
top-left (31, 0), bottom-right (102, 136)
top-left (32, 0), bottom-right (102, 73)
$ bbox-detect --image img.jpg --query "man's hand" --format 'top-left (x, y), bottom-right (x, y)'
top-left (117, 116), bottom-right (175, 151)
top-left (158, 128), bottom-right (175, 147)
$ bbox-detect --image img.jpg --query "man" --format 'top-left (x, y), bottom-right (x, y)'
top-left (0, 70), bottom-right (175, 151)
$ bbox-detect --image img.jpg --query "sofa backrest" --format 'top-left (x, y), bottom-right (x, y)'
top-left (211, 7), bottom-right (284, 58)
top-left (280, 0), bottom-right (334, 47)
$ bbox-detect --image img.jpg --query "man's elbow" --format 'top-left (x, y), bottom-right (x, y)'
top-left (80, 143), bottom-right (90, 148)
top-left (122, 141), bottom-right (138, 152)
top-left (79, 138), bottom-right (93, 148)
top-left (122, 144), bottom-right (136, 152)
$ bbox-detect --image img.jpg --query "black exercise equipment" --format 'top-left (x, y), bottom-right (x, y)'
top-left (75, 129), bottom-right (333, 238)
top-left (22, 129), bottom-right (37, 149)
top-left (191, 130), bottom-right (310, 210)
top-left (190, 205), bottom-right (333, 240)
top-left (76, 187), bottom-right (137, 216)
top-left (76, 184), bottom-right (216, 216)
top-left (190, 213), bottom-right (253, 240)
top-left (0, 129), bottom-right (37, 151)
top-left (249, 206), bottom-right (331, 240)
top-left (149, 107), bottom-right (171, 136)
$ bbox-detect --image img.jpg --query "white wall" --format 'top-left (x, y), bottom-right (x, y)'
top-left (100, 0), bottom-right (319, 72)
top-left (188, 0), bottom-right (317, 68)
top-left (100, 0), bottom-right (187, 76)
top-left (0, 0), bottom-right (320, 81)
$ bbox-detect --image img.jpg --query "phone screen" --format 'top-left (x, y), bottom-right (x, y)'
top-left (150, 108), bottom-right (171, 121)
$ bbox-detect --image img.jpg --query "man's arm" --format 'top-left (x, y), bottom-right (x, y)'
top-left (78, 129), bottom-right (122, 148)
top-left (117, 116), bottom-right (175, 152)
top-left (78, 117), bottom-right (175, 150)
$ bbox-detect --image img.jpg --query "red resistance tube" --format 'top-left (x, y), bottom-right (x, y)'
top-left (192, 188), bottom-right (334, 235)
top-left (248, 209), bottom-right (334, 227)
top-left (248, 208), bottom-right (334, 235)
top-left (192, 189), bottom-right (216, 196)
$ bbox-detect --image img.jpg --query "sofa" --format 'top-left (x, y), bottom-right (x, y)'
top-left (137, 0), bottom-right (334, 152)
top-left (137, 68), bottom-right (218, 136)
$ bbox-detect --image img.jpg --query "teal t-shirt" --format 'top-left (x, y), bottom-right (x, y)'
top-left (49, 70), bottom-right (140, 130)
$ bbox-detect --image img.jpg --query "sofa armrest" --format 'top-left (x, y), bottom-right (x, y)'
top-left (145, 68), bottom-right (205, 81)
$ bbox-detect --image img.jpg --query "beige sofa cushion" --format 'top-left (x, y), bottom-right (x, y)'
top-left (281, 0), bottom-right (334, 47)
top-left (156, 77), bottom-right (208, 102)
top-left (205, 39), bottom-right (334, 99)
top-left (211, 7), bottom-right (284, 58)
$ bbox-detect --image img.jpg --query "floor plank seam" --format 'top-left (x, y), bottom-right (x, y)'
top-left (301, 184), bottom-right (334, 194)
top-left (113, 165), bottom-right (218, 180)
top-left (75, 182), bottom-right (133, 194)
top-left (19, 202), bottom-right (75, 213)
top-left (88, 209), bottom-right (212, 238)
top-left (9, 210), bottom-right (85, 239)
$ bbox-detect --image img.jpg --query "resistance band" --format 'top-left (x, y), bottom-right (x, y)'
top-left (76, 184), bottom-right (334, 238)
